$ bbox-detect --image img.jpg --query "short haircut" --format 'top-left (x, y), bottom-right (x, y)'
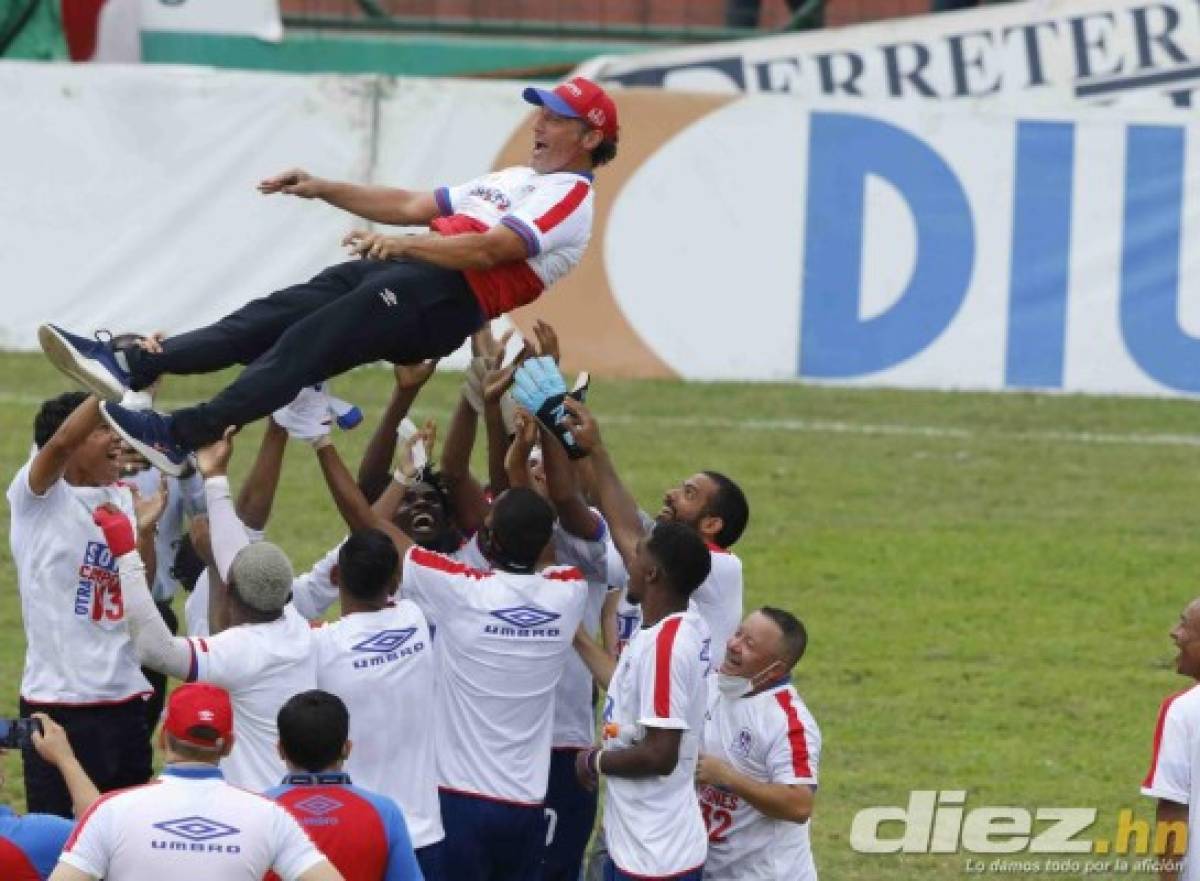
top-left (163, 731), bottom-right (223, 763)
top-left (646, 521), bottom-right (712, 600)
top-left (277, 690), bottom-right (349, 773)
top-left (34, 391), bottom-right (89, 449)
top-left (337, 529), bottom-right (399, 602)
top-left (491, 487), bottom-right (555, 570)
top-left (701, 471), bottom-right (749, 548)
top-left (758, 606), bottom-right (808, 670)
top-left (590, 139), bottom-right (618, 167)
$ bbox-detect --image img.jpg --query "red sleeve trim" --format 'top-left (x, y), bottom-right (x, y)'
top-left (775, 691), bottom-right (814, 779)
top-left (653, 617), bottom-right (684, 718)
top-left (1143, 687), bottom-right (1192, 788)
top-left (543, 566), bottom-right (585, 582)
top-left (409, 546), bottom-right (489, 580)
top-left (534, 181), bottom-right (590, 234)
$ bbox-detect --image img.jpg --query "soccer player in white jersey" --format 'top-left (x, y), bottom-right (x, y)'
top-left (309, 528), bottom-right (446, 881)
top-left (1144, 597), bottom-right (1200, 877)
top-left (48, 682), bottom-right (343, 881)
top-left (552, 396), bottom-right (749, 671)
top-left (698, 608), bottom-right (821, 881)
top-left (92, 432), bottom-right (318, 792)
top-left (41, 77), bottom-right (620, 477)
top-left (6, 392), bottom-right (157, 817)
top-left (575, 521), bottom-right (714, 881)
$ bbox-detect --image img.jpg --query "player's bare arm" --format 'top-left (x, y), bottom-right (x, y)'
top-left (572, 624), bottom-right (616, 689)
top-left (696, 754), bottom-right (815, 823)
top-left (439, 395), bottom-right (490, 536)
top-left (236, 416), bottom-right (289, 531)
top-left (357, 361), bottom-right (437, 503)
top-left (343, 223), bottom-right (528, 271)
top-left (562, 398), bottom-right (645, 567)
top-left (259, 168), bottom-right (439, 227)
top-left (539, 414), bottom-right (603, 540)
top-left (315, 441), bottom-right (414, 560)
top-left (29, 395), bottom-right (105, 495)
top-left (579, 726), bottom-right (683, 790)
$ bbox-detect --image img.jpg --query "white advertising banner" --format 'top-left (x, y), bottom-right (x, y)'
top-left (140, 0), bottom-right (283, 42)
top-left (1, 63), bottom-right (1198, 396)
top-left (579, 0), bottom-right (1200, 110)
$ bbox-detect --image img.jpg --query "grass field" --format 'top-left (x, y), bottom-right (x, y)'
top-left (1, 348), bottom-right (1196, 879)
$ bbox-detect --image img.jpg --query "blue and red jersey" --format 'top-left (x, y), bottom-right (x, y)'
top-left (266, 772), bottom-right (423, 881)
top-left (0, 805), bottom-right (74, 880)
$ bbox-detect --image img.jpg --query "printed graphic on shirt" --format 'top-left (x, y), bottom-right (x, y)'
top-left (76, 541), bottom-right (124, 627)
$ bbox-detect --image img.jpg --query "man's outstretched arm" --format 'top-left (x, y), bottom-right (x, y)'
top-left (259, 169), bottom-right (439, 227)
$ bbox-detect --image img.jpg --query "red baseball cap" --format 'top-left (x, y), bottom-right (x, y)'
top-left (522, 77), bottom-right (619, 142)
top-left (164, 683), bottom-right (233, 747)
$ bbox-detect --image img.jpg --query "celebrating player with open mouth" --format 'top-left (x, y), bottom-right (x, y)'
top-left (37, 77), bottom-right (618, 476)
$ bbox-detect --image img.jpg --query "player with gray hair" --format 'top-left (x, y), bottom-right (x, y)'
top-left (91, 431), bottom-right (318, 791)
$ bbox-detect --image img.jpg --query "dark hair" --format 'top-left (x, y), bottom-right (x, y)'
top-left (759, 606), bottom-right (808, 669)
top-left (646, 521), bottom-right (712, 600)
top-left (490, 487), bottom-right (555, 571)
top-left (277, 690), bottom-right (349, 773)
top-left (590, 139), bottom-right (618, 167)
top-left (701, 471), bottom-right (749, 548)
top-left (34, 391), bottom-right (89, 449)
top-left (337, 529), bottom-right (399, 602)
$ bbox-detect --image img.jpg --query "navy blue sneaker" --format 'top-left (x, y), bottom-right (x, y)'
top-left (100, 402), bottom-right (190, 477)
top-left (38, 324), bottom-right (131, 401)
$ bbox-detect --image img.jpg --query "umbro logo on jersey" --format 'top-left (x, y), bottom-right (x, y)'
top-left (294, 794), bottom-right (343, 817)
top-left (353, 628), bottom-right (416, 654)
top-left (486, 605), bottom-right (562, 638)
top-left (153, 816), bottom-right (240, 841)
top-left (151, 816), bottom-right (242, 854)
top-left (379, 288), bottom-right (398, 307)
top-left (351, 628), bottom-right (425, 669)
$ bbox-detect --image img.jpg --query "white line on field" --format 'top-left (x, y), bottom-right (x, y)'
top-left (1, 390), bottom-right (1198, 450)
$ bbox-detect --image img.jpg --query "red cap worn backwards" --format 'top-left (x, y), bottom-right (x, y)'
top-left (164, 682), bottom-right (233, 747)
top-left (522, 77), bottom-right (620, 142)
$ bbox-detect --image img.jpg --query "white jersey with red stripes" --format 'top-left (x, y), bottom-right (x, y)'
top-left (607, 539), bottom-right (744, 671)
top-left (57, 765), bottom-right (325, 880)
top-left (400, 547), bottom-right (587, 804)
top-left (1142, 683), bottom-right (1200, 804)
top-left (7, 460), bottom-right (152, 705)
top-left (184, 606), bottom-right (318, 792)
top-left (434, 166), bottom-right (593, 318)
top-left (699, 678), bottom-right (822, 881)
top-left (312, 600), bottom-right (442, 848)
top-left (602, 609), bottom-right (710, 878)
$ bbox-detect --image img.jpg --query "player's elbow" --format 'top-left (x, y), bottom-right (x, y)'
top-left (778, 786), bottom-right (815, 824)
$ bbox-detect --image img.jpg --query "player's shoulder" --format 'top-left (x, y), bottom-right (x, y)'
top-left (539, 563), bottom-right (587, 584)
top-left (407, 545), bottom-right (491, 580)
top-left (706, 542), bottom-right (743, 572)
top-left (1159, 683), bottom-right (1200, 722)
top-left (765, 683), bottom-right (820, 732)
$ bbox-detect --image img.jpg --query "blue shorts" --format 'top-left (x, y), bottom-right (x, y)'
top-left (415, 839), bottom-right (445, 881)
top-left (603, 859), bottom-right (704, 881)
top-left (543, 748), bottom-right (598, 881)
top-left (439, 788), bottom-right (546, 881)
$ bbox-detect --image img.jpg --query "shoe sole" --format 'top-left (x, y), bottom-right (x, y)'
top-left (99, 402), bottom-right (186, 477)
top-left (38, 325), bottom-right (126, 401)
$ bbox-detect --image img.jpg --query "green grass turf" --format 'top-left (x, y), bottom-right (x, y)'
top-left (1, 349), bottom-right (1196, 879)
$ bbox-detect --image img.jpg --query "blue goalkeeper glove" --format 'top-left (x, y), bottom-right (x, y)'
top-left (512, 356), bottom-right (586, 459)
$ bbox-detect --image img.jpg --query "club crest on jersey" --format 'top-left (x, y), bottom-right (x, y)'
top-left (468, 184), bottom-right (511, 211)
top-left (151, 816), bottom-right (241, 854)
top-left (731, 727), bottom-right (754, 758)
top-left (351, 628), bottom-right (424, 668)
top-left (486, 605), bottom-right (561, 637)
top-left (76, 540), bottom-right (123, 624)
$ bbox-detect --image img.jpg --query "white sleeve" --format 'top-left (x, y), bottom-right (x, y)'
top-left (1142, 694), bottom-right (1193, 803)
top-left (290, 543), bottom-right (343, 622)
top-left (270, 802), bottom-right (327, 881)
top-left (400, 546), bottom-right (472, 622)
top-left (204, 476), bottom-right (250, 582)
top-left (637, 621), bottom-right (704, 731)
top-left (187, 626), bottom-right (259, 687)
top-left (500, 176), bottom-right (592, 257)
top-left (765, 693), bottom-right (820, 787)
top-left (58, 796), bottom-right (116, 878)
top-left (116, 550), bottom-right (192, 679)
top-left (434, 173), bottom-right (485, 216)
top-left (7, 460), bottom-right (68, 521)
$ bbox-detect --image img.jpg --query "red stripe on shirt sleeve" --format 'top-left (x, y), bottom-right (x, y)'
top-left (410, 546), bottom-right (489, 579)
top-left (775, 692), bottom-right (814, 779)
top-left (653, 617), bottom-right (684, 718)
top-left (534, 181), bottom-right (590, 234)
top-left (543, 566), bottom-right (584, 582)
top-left (1143, 688), bottom-right (1190, 788)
